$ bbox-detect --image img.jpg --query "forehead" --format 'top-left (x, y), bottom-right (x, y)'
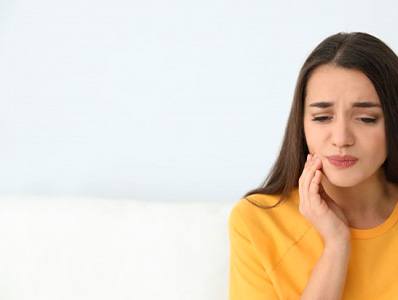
top-left (305, 64), bottom-right (380, 106)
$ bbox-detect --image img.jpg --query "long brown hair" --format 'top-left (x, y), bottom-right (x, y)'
top-left (244, 31), bottom-right (398, 209)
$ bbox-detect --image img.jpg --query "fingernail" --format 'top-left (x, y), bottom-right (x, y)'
top-left (307, 154), bottom-right (310, 161)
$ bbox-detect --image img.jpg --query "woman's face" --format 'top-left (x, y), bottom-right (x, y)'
top-left (303, 64), bottom-right (386, 187)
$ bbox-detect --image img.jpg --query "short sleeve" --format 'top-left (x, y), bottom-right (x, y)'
top-left (228, 203), bottom-right (279, 300)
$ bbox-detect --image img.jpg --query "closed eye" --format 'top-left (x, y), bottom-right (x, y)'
top-left (311, 116), bottom-right (378, 124)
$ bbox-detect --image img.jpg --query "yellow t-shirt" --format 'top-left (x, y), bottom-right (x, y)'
top-left (228, 188), bottom-right (398, 299)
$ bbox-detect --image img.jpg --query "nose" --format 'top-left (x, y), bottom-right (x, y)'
top-left (331, 117), bottom-right (354, 148)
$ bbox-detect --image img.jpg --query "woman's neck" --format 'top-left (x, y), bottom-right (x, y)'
top-left (320, 170), bottom-right (398, 228)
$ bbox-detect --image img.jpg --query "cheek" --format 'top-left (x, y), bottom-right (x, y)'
top-left (304, 122), bottom-right (322, 152)
top-left (375, 126), bottom-right (386, 144)
top-left (362, 124), bottom-right (386, 153)
top-left (366, 128), bottom-right (387, 158)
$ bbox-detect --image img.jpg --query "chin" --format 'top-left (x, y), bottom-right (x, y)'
top-left (322, 169), bottom-right (364, 188)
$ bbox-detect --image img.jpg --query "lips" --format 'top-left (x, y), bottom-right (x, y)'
top-left (327, 155), bottom-right (358, 161)
top-left (326, 155), bottom-right (358, 168)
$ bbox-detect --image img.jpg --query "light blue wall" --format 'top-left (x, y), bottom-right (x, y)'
top-left (0, 0), bottom-right (396, 201)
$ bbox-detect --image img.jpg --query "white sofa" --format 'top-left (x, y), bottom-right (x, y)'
top-left (0, 195), bottom-right (233, 300)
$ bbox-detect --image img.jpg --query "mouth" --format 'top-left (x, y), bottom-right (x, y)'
top-left (326, 157), bottom-right (358, 168)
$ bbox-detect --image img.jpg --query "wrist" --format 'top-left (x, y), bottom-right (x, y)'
top-left (324, 239), bottom-right (351, 255)
top-left (325, 229), bottom-right (351, 249)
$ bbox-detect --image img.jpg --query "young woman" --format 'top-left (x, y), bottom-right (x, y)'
top-left (228, 32), bottom-right (398, 300)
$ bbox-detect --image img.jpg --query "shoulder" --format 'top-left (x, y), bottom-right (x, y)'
top-left (228, 188), bottom-right (311, 248)
top-left (229, 189), bottom-right (300, 227)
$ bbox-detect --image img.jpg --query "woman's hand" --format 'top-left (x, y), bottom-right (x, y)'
top-left (298, 153), bottom-right (351, 245)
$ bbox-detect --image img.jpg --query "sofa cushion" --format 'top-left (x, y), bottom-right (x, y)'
top-left (0, 196), bottom-right (233, 300)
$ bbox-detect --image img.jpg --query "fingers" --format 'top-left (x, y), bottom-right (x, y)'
top-left (305, 155), bottom-right (321, 193)
top-left (299, 154), bottom-right (311, 212)
top-left (299, 153), bottom-right (322, 212)
top-left (299, 154), bottom-right (311, 211)
top-left (309, 168), bottom-right (322, 197)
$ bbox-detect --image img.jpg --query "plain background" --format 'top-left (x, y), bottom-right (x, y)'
top-left (0, 0), bottom-right (397, 202)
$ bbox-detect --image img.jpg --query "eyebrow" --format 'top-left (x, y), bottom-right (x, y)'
top-left (308, 101), bottom-right (381, 108)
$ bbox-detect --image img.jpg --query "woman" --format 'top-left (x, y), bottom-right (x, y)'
top-left (228, 32), bottom-right (398, 300)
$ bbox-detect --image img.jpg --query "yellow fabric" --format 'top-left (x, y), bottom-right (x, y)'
top-left (228, 188), bottom-right (398, 299)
